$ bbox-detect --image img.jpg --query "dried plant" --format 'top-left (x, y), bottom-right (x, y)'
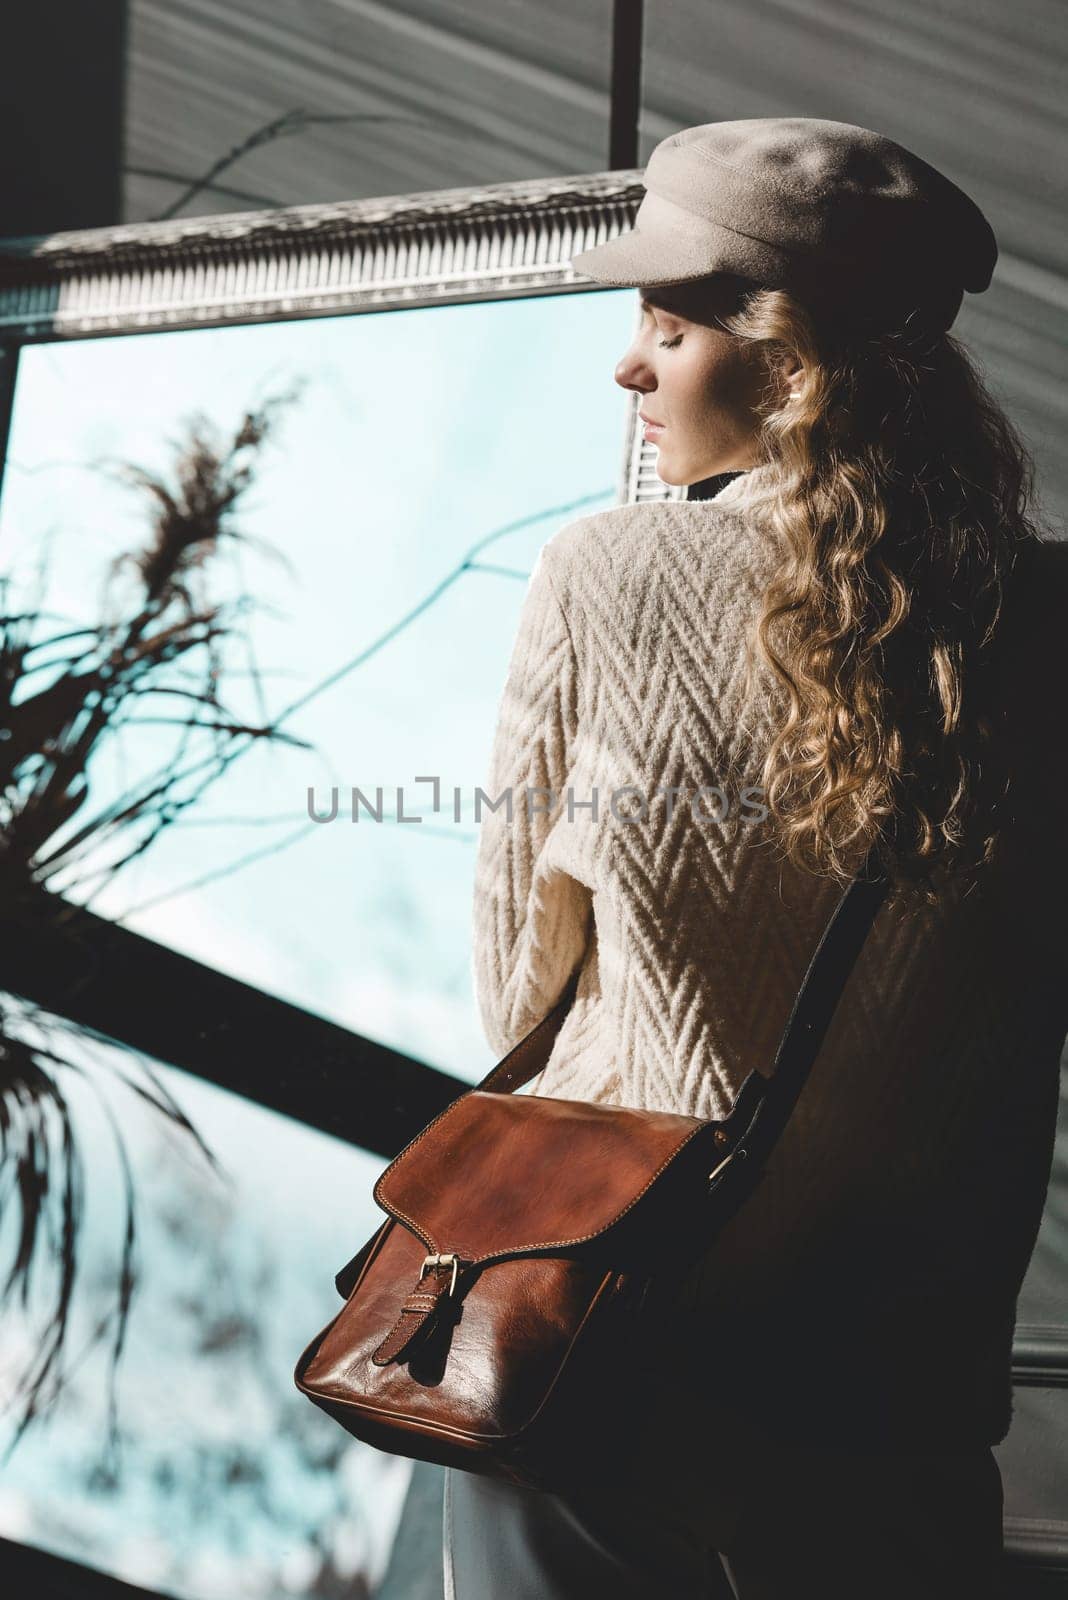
top-left (0, 389), bottom-right (308, 1460)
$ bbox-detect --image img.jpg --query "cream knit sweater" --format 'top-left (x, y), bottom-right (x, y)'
top-left (471, 465), bottom-right (1068, 1449)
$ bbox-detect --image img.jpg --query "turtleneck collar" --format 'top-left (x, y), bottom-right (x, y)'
top-left (706, 461), bottom-right (783, 510)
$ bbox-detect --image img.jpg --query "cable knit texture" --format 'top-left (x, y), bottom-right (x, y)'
top-left (471, 465), bottom-right (1068, 1452)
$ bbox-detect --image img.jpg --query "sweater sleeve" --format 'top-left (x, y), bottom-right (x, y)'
top-left (471, 538), bottom-right (592, 1058)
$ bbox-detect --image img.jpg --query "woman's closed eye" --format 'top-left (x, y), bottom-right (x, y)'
top-left (658, 333), bottom-right (683, 350)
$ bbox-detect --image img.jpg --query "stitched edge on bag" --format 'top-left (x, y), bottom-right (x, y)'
top-left (377, 1114), bottom-right (712, 1264)
top-left (369, 989), bottom-right (574, 1243)
top-left (293, 1218), bottom-right (395, 1390)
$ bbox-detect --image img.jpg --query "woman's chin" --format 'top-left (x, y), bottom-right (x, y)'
top-left (654, 455), bottom-right (685, 487)
top-left (654, 448), bottom-right (710, 489)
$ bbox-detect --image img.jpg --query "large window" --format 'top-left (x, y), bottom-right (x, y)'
top-left (0, 183), bottom-right (650, 1593)
top-left (0, 293), bottom-right (633, 1078)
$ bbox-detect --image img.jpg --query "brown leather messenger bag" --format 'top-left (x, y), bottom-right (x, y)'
top-left (293, 841), bottom-right (890, 1493)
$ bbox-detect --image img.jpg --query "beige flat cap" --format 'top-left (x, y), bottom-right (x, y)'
top-left (572, 117), bottom-right (997, 332)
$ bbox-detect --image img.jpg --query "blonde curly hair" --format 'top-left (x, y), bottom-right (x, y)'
top-left (652, 275), bottom-right (1050, 910)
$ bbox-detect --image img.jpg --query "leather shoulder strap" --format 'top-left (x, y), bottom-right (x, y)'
top-left (476, 839), bottom-right (890, 1116)
top-left (715, 852), bottom-right (889, 1165)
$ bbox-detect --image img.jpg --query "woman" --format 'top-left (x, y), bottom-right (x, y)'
top-left (446, 118), bottom-right (1067, 1598)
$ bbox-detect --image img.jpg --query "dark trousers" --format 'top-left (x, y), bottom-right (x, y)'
top-left (442, 1438), bottom-right (1006, 1598)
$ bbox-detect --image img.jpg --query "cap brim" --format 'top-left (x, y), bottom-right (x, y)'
top-left (571, 225), bottom-right (731, 288)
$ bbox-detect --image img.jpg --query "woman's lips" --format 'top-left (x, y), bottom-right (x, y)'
top-left (642, 419), bottom-right (666, 439)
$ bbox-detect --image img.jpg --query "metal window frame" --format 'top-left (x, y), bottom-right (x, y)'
top-left (0, 169), bottom-right (686, 509)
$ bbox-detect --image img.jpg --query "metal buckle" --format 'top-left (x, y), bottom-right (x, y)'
top-left (420, 1252), bottom-right (462, 1296)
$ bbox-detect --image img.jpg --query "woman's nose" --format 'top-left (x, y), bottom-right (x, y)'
top-left (614, 344), bottom-right (654, 395)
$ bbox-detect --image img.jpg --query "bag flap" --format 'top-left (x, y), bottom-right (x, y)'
top-left (372, 1089), bottom-right (709, 1264)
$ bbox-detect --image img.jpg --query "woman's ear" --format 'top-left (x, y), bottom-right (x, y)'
top-left (764, 353), bottom-right (805, 409)
top-left (772, 354), bottom-right (805, 405)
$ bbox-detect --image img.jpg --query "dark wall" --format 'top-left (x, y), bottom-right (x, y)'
top-left (0, 1), bottom-right (127, 238)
